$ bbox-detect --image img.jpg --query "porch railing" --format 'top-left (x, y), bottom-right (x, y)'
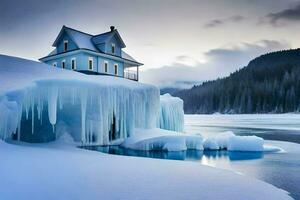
top-left (124, 71), bottom-right (138, 81)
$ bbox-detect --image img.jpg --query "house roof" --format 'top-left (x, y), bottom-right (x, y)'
top-left (49, 26), bottom-right (136, 62)
top-left (53, 26), bottom-right (98, 51)
top-left (92, 30), bottom-right (126, 48)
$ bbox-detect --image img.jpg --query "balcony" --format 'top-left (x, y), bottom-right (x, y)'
top-left (124, 67), bottom-right (139, 81)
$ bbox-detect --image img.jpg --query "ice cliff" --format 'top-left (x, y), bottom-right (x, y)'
top-left (158, 94), bottom-right (184, 132)
top-left (0, 55), bottom-right (161, 145)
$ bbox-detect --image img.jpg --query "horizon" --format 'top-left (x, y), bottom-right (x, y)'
top-left (1, 0), bottom-right (300, 87)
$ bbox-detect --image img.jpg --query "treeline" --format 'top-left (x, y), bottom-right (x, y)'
top-left (173, 49), bottom-right (300, 114)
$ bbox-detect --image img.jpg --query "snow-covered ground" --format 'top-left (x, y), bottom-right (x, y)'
top-left (0, 140), bottom-right (293, 200)
top-left (0, 55), bottom-right (294, 199)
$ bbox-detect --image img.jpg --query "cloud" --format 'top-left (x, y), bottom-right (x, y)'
top-left (266, 4), bottom-right (300, 26)
top-left (204, 15), bottom-right (245, 28)
top-left (140, 40), bottom-right (290, 88)
top-left (204, 19), bottom-right (224, 28)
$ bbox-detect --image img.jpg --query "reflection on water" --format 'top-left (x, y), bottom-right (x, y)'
top-left (82, 145), bottom-right (263, 161)
top-left (82, 114), bottom-right (300, 199)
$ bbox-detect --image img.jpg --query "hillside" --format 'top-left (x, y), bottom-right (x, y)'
top-left (174, 49), bottom-right (300, 114)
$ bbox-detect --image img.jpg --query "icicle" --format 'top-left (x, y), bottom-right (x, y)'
top-left (47, 86), bottom-right (58, 132)
top-left (80, 90), bottom-right (87, 144)
top-left (31, 95), bottom-right (35, 134)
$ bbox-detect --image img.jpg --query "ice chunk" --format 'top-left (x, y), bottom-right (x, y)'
top-left (228, 136), bottom-right (264, 152)
top-left (158, 94), bottom-right (184, 132)
top-left (121, 128), bottom-right (203, 151)
top-left (185, 135), bottom-right (204, 150)
top-left (203, 131), bottom-right (235, 150)
top-left (203, 139), bottom-right (219, 150)
top-left (203, 131), bottom-right (265, 152)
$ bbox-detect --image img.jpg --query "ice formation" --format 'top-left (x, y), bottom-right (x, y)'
top-left (227, 136), bottom-right (264, 151)
top-left (121, 128), bottom-right (203, 151)
top-left (0, 55), bottom-right (160, 145)
top-left (203, 131), bottom-right (265, 151)
top-left (0, 55), bottom-right (266, 152)
top-left (157, 93), bottom-right (184, 132)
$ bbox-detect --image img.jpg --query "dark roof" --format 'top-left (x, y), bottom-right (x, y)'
top-left (92, 29), bottom-right (126, 48)
top-left (47, 26), bottom-right (139, 63)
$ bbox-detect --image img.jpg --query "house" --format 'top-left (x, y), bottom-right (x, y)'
top-left (40, 26), bottom-right (142, 81)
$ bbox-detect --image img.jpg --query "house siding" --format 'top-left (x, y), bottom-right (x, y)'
top-left (105, 36), bottom-right (122, 56)
top-left (56, 33), bottom-right (78, 54)
top-left (44, 52), bottom-right (124, 77)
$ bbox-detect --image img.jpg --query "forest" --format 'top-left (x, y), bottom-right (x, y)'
top-left (172, 49), bottom-right (300, 114)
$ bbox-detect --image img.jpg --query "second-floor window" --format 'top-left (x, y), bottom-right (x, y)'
top-left (114, 64), bottom-right (118, 75)
top-left (104, 61), bottom-right (108, 73)
top-left (64, 40), bottom-right (68, 52)
top-left (71, 58), bottom-right (76, 70)
top-left (88, 57), bottom-right (93, 70)
top-left (111, 43), bottom-right (115, 54)
top-left (62, 60), bottom-right (65, 69)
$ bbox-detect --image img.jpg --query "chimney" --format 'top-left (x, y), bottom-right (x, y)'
top-left (110, 26), bottom-right (115, 32)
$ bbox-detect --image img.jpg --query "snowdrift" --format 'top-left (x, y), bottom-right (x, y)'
top-left (121, 128), bottom-right (203, 151)
top-left (0, 55), bottom-right (160, 145)
top-left (157, 93), bottom-right (184, 132)
top-left (122, 129), bottom-right (267, 152)
top-left (203, 131), bottom-right (265, 151)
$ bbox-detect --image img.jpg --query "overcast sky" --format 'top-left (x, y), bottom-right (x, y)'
top-left (1, 0), bottom-right (300, 87)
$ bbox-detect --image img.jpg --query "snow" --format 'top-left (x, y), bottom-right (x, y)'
top-left (203, 131), bottom-right (265, 151)
top-left (157, 93), bottom-right (184, 132)
top-left (0, 141), bottom-right (293, 200)
top-left (228, 136), bottom-right (264, 151)
top-left (0, 55), bottom-right (159, 145)
top-left (0, 55), bottom-right (294, 199)
top-left (122, 129), bottom-right (267, 152)
top-left (185, 114), bottom-right (300, 133)
top-left (121, 128), bottom-right (203, 151)
top-left (203, 131), bottom-right (235, 150)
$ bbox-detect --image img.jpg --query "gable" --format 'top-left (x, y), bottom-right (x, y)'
top-left (56, 32), bottom-right (78, 53)
top-left (92, 30), bottom-right (126, 48)
top-left (53, 26), bottom-right (97, 51)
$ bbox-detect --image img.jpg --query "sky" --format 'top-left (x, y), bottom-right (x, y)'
top-left (1, 0), bottom-right (300, 88)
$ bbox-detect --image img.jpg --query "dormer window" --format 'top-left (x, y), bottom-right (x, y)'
top-left (88, 57), bottom-right (93, 70)
top-left (64, 40), bottom-right (68, 52)
top-left (111, 43), bottom-right (115, 54)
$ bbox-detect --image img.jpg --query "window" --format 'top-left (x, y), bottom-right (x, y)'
top-left (52, 62), bottom-right (57, 67)
top-left (111, 43), bottom-right (115, 54)
top-left (64, 40), bottom-right (68, 52)
top-left (104, 61), bottom-right (108, 73)
top-left (71, 58), bottom-right (76, 70)
top-left (88, 57), bottom-right (93, 70)
top-left (61, 60), bottom-right (66, 69)
top-left (114, 64), bottom-right (118, 75)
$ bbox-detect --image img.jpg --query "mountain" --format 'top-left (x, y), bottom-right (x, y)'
top-left (173, 49), bottom-right (300, 114)
top-left (159, 81), bottom-right (202, 95)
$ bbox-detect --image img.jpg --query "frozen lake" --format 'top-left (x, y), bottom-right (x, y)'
top-left (185, 114), bottom-right (300, 199)
top-left (84, 114), bottom-right (300, 199)
top-left (185, 114), bottom-right (300, 143)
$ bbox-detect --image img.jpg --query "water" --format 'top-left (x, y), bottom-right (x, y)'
top-left (82, 114), bottom-right (300, 199)
top-left (185, 114), bottom-right (300, 143)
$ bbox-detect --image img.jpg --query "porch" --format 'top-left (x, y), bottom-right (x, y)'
top-left (124, 66), bottom-right (139, 81)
